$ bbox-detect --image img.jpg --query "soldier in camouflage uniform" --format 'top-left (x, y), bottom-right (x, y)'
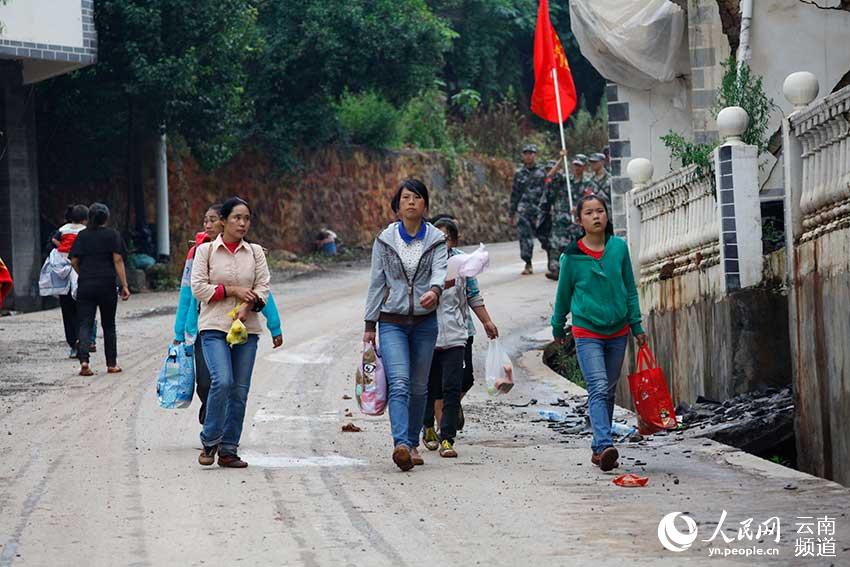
top-left (570, 155), bottom-right (593, 198)
top-left (588, 152), bottom-right (611, 202)
top-left (544, 157), bottom-right (585, 280)
top-left (510, 144), bottom-right (551, 275)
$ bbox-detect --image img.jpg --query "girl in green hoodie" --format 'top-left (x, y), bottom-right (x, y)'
top-left (551, 195), bottom-right (647, 472)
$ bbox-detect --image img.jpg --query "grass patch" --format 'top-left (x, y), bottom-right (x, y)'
top-left (543, 339), bottom-right (586, 389)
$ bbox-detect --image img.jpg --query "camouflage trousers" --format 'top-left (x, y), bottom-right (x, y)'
top-left (516, 214), bottom-right (552, 265)
top-left (548, 219), bottom-right (583, 274)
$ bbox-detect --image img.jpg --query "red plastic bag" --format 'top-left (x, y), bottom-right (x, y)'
top-left (628, 345), bottom-right (678, 435)
top-left (613, 473), bottom-right (649, 487)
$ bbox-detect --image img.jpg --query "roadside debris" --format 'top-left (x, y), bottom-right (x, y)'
top-left (342, 394), bottom-right (352, 400)
top-left (613, 474), bottom-right (649, 487)
top-left (341, 423), bottom-right (362, 432)
top-left (675, 387), bottom-right (794, 455)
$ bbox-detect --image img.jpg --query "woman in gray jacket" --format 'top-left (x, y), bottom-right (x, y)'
top-left (363, 179), bottom-right (448, 471)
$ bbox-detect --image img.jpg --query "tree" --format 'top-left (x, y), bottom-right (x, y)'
top-left (428, 0), bottom-right (606, 114)
top-left (37, 0), bottom-right (261, 180)
top-left (251, 0), bottom-right (453, 165)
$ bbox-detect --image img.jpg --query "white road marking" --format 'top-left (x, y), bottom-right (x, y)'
top-left (253, 408), bottom-right (338, 423)
top-left (239, 451), bottom-right (367, 468)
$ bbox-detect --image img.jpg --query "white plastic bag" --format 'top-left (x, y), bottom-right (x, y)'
top-left (485, 338), bottom-right (514, 395)
top-left (446, 244), bottom-right (490, 281)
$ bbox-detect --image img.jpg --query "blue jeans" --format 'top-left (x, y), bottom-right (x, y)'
top-left (199, 331), bottom-right (259, 456)
top-left (379, 315), bottom-right (438, 448)
top-left (575, 335), bottom-right (629, 454)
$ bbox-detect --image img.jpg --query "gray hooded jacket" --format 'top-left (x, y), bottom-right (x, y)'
top-left (364, 222), bottom-right (448, 330)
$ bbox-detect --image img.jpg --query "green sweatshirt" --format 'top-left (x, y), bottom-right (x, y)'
top-left (551, 235), bottom-right (645, 339)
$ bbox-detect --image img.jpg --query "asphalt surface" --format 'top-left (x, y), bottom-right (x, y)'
top-left (1, 242), bottom-right (848, 566)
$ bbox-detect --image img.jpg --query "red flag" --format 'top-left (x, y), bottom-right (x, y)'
top-left (531, 0), bottom-right (577, 123)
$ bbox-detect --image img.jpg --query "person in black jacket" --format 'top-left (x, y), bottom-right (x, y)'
top-left (70, 203), bottom-right (131, 376)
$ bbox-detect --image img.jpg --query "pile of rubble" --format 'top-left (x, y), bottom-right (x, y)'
top-left (673, 386), bottom-right (794, 454)
top-left (532, 386), bottom-right (795, 456)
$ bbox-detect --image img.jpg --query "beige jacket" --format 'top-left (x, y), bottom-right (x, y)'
top-left (191, 236), bottom-right (271, 335)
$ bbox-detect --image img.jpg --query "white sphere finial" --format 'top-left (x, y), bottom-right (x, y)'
top-left (717, 106), bottom-right (749, 146)
top-left (627, 158), bottom-right (653, 186)
top-left (783, 72), bottom-right (819, 109)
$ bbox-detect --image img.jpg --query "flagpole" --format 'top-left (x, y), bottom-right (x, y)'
top-left (551, 67), bottom-right (573, 212)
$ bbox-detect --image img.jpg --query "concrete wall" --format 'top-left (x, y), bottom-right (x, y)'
top-left (0, 62), bottom-right (41, 311)
top-left (617, 250), bottom-right (790, 409)
top-left (751, 1), bottom-right (850, 137)
top-left (607, 79), bottom-right (693, 235)
top-left (789, 216), bottom-right (850, 486)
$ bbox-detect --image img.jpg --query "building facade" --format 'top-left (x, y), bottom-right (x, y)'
top-left (0, 0), bottom-right (97, 311)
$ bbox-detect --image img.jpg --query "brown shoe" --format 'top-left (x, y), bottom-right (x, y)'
top-left (392, 444), bottom-right (414, 471)
top-left (218, 454), bottom-right (248, 468)
top-left (410, 447), bottom-right (425, 466)
top-left (79, 363), bottom-right (93, 377)
top-left (107, 366), bottom-right (123, 374)
top-left (545, 271), bottom-right (559, 281)
top-left (591, 451), bottom-right (619, 469)
top-left (599, 446), bottom-right (619, 472)
top-left (521, 263), bottom-right (533, 275)
top-left (199, 445), bottom-right (218, 466)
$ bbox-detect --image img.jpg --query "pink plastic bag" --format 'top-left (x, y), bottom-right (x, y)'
top-left (356, 342), bottom-right (387, 415)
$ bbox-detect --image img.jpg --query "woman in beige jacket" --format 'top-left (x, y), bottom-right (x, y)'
top-left (191, 197), bottom-right (272, 468)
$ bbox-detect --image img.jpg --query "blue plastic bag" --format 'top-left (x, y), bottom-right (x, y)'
top-left (157, 343), bottom-right (195, 409)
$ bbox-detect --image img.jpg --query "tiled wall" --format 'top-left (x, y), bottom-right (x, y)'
top-left (605, 82), bottom-right (632, 236)
top-left (0, 0), bottom-right (97, 65)
top-left (687, 0), bottom-right (731, 145)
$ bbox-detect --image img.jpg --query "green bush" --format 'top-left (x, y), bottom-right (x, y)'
top-left (335, 90), bottom-right (400, 148)
top-left (400, 88), bottom-right (451, 150)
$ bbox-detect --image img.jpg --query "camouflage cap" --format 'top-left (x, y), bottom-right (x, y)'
top-left (572, 155), bottom-right (587, 165)
top-left (588, 152), bottom-right (606, 162)
top-left (522, 144), bottom-right (538, 153)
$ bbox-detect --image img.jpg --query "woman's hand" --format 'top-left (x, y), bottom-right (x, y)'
top-left (272, 335), bottom-right (283, 349)
top-left (363, 331), bottom-right (376, 345)
top-left (635, 333), bottom-right (647, 347)
top-left (483, 321), bottom-right (499, 340)
top-left (228, 286), bottom-right (257, 303)
top-left (120, 286), bottom-right (131, 301)
top-left (419, 290), bottom-right (439, 310)
top-left (236, 304), bottom-right (252, 322)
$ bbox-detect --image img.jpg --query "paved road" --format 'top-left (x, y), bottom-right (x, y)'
top-left (1, 242), bottom-right (848, 566)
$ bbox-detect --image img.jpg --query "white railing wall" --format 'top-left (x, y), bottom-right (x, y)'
top-left (630, 163), bottom-right (720, 283)
top-left (791, 86), bottom-right (850, 243)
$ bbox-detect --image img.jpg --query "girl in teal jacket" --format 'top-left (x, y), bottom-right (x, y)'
top-left (551, 194), bottom-right (647, 472)
top-left (173, 204), bottom-right (282, 424)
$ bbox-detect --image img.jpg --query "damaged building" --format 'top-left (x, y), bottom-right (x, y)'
top-left (571, 0), bottom-right (850, 486)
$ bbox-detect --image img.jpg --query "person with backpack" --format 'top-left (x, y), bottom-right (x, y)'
top-left (421, 217), bottom-right (498, 458)
top-left (363, 179), bottom-right (448, 471)
top-left (191, 196), bottom-right (274, 468)
top-left (550, 194), bottom-right (647, 472)
top-left (174, 203), bottom-right (282, 424)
